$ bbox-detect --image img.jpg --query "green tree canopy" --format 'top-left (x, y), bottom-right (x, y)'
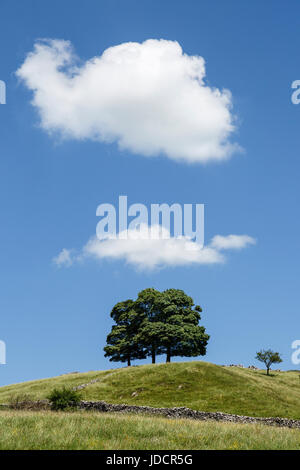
top-left (150, 288), bottom-right (209, 362)
top-left (135, 288), bottom-right (165, 363)
top-left (104, 289), bottom-right (209, 366)
top-left (255, 349), bottom-right (283, 375)
top-left (103, 300), bottom-right (146, 366)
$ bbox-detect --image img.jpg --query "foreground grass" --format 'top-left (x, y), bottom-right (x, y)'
top-left (0, 410), bottom-right (300, 450)
top-left (1, 362), bottom-right (300, 419)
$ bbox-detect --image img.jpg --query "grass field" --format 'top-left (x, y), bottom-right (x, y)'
top-left (0, 410), bottom-right (299, 450)
top-left (0, 361), bottom-right (300, 419)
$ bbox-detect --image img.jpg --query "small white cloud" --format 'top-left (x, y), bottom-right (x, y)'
top-left (210, 234), bottom-right (256, 251)
top-left (53, 225), bottom-right (255, 271)
top-left (53, 248), bottom-right (73, 267)
top-left (17, 38), bottom-right (240, 164)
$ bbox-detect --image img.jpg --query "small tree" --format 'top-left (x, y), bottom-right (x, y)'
top-left (255, 349), bottom-right (283, 375)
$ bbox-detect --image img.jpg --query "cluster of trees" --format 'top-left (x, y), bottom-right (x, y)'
top-left (104, 288), bottom-right (209, 366)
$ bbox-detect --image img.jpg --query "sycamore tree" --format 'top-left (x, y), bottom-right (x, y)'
top-left (104, 288), bottom-right (209, 366)
top-left (153, 288), bottom-right (209, 363)
top-left (135, 288), bottom-right (165, 364)
top-left (255, 349), bottom-right (283, 376)
top-left (104, 300), bottom-right (146, 366)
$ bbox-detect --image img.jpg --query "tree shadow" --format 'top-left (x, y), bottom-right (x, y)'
top-left (257, 371), bottom-right (276, 377)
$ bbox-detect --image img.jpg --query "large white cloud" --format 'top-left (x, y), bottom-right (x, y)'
top-left (17, 39), bottom-right (239, 163)
top-left (53, 225), bottom-right (255, 270)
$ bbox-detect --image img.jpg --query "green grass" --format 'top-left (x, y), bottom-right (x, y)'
top-left (0, 369), bottom-right (112, 403)
top-left (1, 361), bottom-right (300, 419)
top-left (0, 410), bottom-right (299, 450)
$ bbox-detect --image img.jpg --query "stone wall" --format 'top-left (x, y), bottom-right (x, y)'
top-left (5, 398), bottom-right (300, 429)
top-left (78, 400), bottom-right (300, 429)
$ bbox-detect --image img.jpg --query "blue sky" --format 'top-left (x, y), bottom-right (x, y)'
top-left (0, 0), bottom-right (299, 385)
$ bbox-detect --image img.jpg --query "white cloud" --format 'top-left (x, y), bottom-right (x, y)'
top-left (83, 225), bottom-right (223, 269)
top-left (17, 38), bottom-right (240, 163)
top-left (210, 234), bottom-right (256, 250)
top-left (53, 248), bottom-right (73, 267)
top-left (54, 225), bottom-right (255, 270)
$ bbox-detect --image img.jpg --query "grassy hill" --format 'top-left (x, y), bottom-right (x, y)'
top-left (1, 361), bottom-right (300, 419)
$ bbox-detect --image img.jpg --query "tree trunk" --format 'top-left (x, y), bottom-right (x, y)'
top-left (127, 357), bottom-right (131, 367)
top-left (151, 348), bottom-right (156, 364)
top-left (267, 367), bottom-right (269, 376)
top-left (166, 348), bottom-right (171, 363)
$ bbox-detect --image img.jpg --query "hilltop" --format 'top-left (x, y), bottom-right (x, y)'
top-left (0, 361), bottom-right (299, 419)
